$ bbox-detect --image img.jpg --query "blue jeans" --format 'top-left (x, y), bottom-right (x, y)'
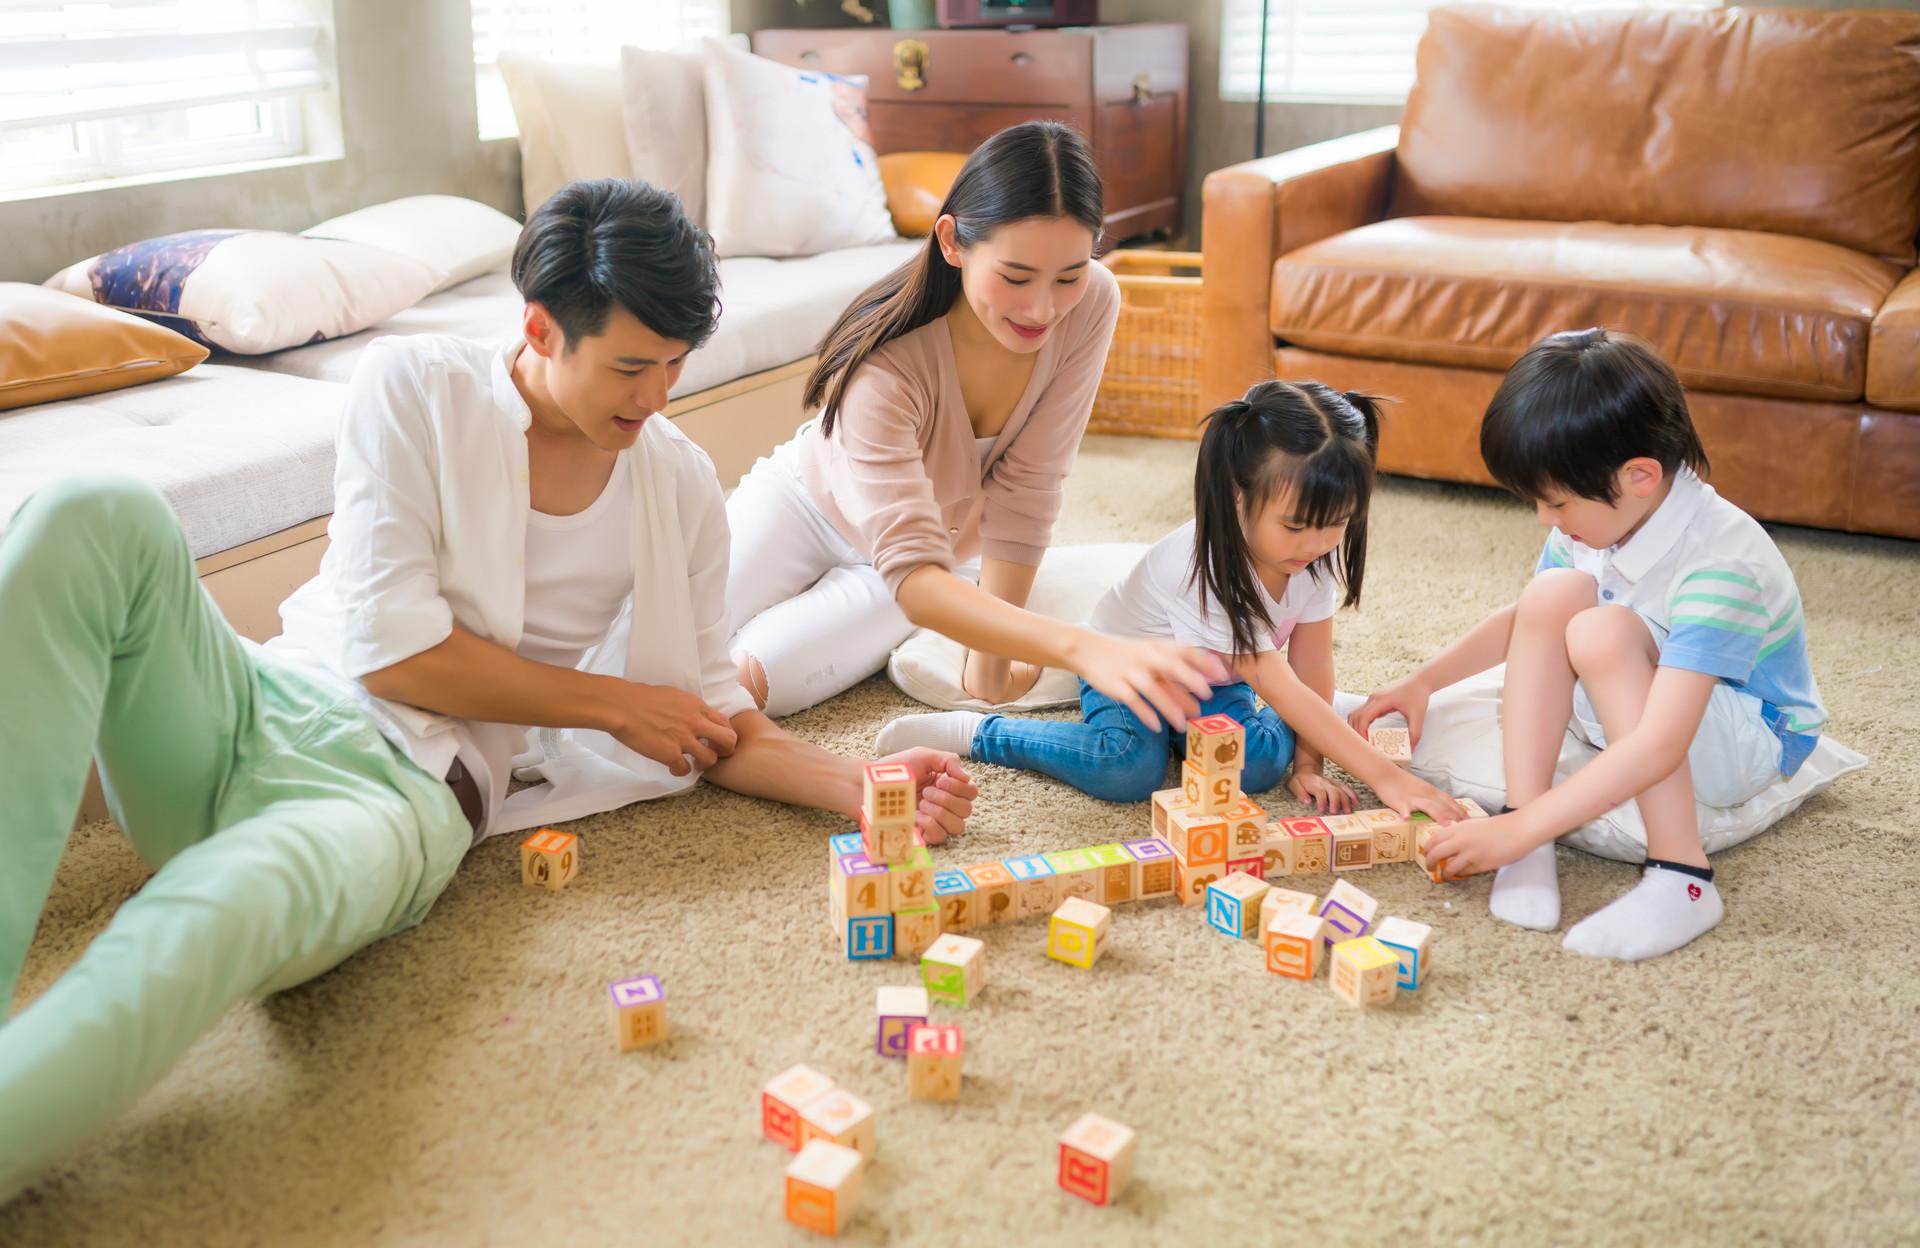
top-left (973, 680), bottom-right (1295, 804)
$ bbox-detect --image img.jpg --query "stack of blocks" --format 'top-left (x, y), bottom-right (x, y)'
top-left (1150, 715), bottom-right (1266, 908)
top-left (827, 763), bottom-right (938, 961)
top-left (763, 1064), bottom-right (876, 1237)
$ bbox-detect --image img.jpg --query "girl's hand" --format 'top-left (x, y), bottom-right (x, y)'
top-left (866, 748), bottom-right (978, 846)
top-left (1424, 811), bottom-right (1536, 880)
top-left (1375, 770), bottom-right (1467, 825)
top-left (1072, 634), bottom-right (1229, 732)
top-left (1348, 678), bottom-right (1432, 747)
top-left (1288, 769), bottom-right (1356, 814)
top-left (961, 651), bottom-right (1044, 705)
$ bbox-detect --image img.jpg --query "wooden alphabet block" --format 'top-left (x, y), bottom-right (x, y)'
top-left (1369, 723), bottom-right (1413, 766)
top-left (1047, 896), bottom-right (1111, 968)
top-left (1085, 843), bottom-right (1137, 905)
top-left (1042, 848), bottom-right (1100, 904)
top-left (844, 914), bottom-right (892, 961)
top-left (1224, 855), bottom-right (1265, 880)
top-left (785, 1138), bottom-right (864, 1236)
top-left (921, 933), bottom-right (986, 1007)
top-left (1279, 816), bottom-right (1331, 875)
top-left (1184, 713), bottom-right (1247, 777)
top-left (1257, 824), bottom-right (1293, 878)
top-left (906, 1023), bottom-right (963, 1101)
top-left (932, 869), bottom-right (977, 932)
top-left (519, 828), bottom-right (578, 890)
top-left (1167, 808), bottom-right (1229, 865)
top-left (1058, 1111), bottom-right (1136, 1206)
top-left (875, 985), bottom-right (928, 1058)
top-left (1264, 911), bottom-right (1327, 979)
top-left (1331, 820), bottom-right (1375, 872)
top-left (1258, 886), bottom-right (1317, 934)
top-left (892, 905), bottom-right (940, 960)
top-left (1151, 786), bottom-right (1191, 838)
top-left (1317, 878), bottom-right (1379, 944)
top-left (1206, 872), bottom-right (1269, 939)
top-left (1123, 838), bottom-right (1177, 899)
top-left (1330, 936), bottom-right (1400, 1007)
top-left (1181, 759), bottom-right (1239, 814)
top-left (828, 832), bottom-right (864, 859)
top-left (1372, 916), bottom-right (1434, 990)
top-left (1458, 796), bottom-right (1491, 819)
top-left (830, 853), bottom-right (891, 920)
top-left (889, 844), bottom-right (934, 912)
top-left (1355, 808), bottom-right (1410, 864)
top-left (963, 861), bottom-right (1017, 925)
top-left (1005, 854), bottom-right (1059, 919)
top-left (799, 1089), bottom-right (876, 1161)
top-left (1222, 797), bottom-right (1267, 855)
top-left (608, 974), bottom-right (667, 1051)
top-left (762, 1064), bottom-right (836, 1151)
top-left (1174, 858), bottom-right (1224, 908)
top-left (862, 761), bottom-right (916, 829)
top-left (858, 812), bottom-right (915, 866)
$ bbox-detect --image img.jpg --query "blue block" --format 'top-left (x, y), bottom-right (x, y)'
top-left (1206, 886), bottom-right (1244, 939)
top-left (829, 832), bottom-right (864, 857)
top-left (1003, 854), bottom-right (1055, 881)
top-left (847, 914), bottom-right (893, 961)
top-left (932, 869), bottom-right (974, 895)
top-left (1380, 938), bottom-right (1422, 990)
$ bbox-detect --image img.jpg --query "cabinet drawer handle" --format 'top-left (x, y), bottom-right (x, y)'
top-left (1133, 71), bottom-right (1152, 103)
top-left (895, 38), bottom-right (928, 91)
top-left (1011, 52), bottom-right (1034, 66)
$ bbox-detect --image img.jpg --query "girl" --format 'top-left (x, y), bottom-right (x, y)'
top-left (725, 120), bottom-right (1225, 731)
top-left (878, 380), bottom-right (1467, 823)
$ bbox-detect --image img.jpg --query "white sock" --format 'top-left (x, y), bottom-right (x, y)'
top-left (1562, 866), bottom-right (1724, 961)
top-left (1488, 842), bottom-right (1561, 931)
top-left (876, 711), bottom-right (985, 761)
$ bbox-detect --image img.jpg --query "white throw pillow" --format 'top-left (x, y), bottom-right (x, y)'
top-left (43, 231), bottom-right (444, 355)
top-left (888, 543), bottom-right (1148, 712)
top-left (1353, 667), bottom-right (1869, 863)
top-left (620, 46), bottom-right (709, 227)
top-left (496, 53), bottom-right (632, 216)
top-left (701, 39), bottom-right (898, 259)
top-left (304, 195), bottom-right (523, 292)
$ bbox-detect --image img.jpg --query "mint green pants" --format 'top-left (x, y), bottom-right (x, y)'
top-left (0, 474), bottom-right (471, 1201)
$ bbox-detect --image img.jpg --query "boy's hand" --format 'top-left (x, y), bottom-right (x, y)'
top-left (872, 748), bottom-right (977, 846)
top-left (1425, 812), bottom-right (1535, 880)
top-left (1348, 679), bottom-right (1431, 747)
top-left (1376, 771), bottom-right (1467, 825)
top-left (1288, 770), bottom-right (1356, 814)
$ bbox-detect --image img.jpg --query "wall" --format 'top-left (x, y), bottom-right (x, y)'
top-left (0, 0), bottom-right (520, 284)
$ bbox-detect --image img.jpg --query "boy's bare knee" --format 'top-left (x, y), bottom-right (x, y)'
top-left (735, 652), bottom-right (769, 711)
top-left (1565, 605), bottom-right (1653, 673)
top-left (1517, 567), bottom-right (1598, 623)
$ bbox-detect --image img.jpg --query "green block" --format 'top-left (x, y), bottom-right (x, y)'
top-left (1085, 843), bottom-right (1131, 868)
top-left (922, 961), bottom-right (967, 1006)
top-left (1044, 848), bottom-right (1098, 873)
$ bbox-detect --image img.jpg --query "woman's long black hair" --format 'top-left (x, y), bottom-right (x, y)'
top-left (1190, 379), bottom-right (1383, 657)
top-left (803, 120), bottom-right (1104, 437)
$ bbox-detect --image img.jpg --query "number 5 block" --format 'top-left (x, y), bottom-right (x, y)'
top-left (1058, 1112), bottom-right (1136, 1206)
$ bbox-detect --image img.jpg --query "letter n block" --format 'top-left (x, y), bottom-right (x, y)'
top-left (520, 828), bottom-right (578, 890)
top-left (762, 1064), bottom-right (836, 1151)
top-left (785, 1138), bottom-right (864, 1235)
top-left (1206, 872), bottom-right (1269, 939)
top-left (1058, 1112), bottom-right (1136, 1206)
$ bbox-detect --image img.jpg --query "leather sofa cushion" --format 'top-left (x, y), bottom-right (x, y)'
top-left (1391, 7), bottom-right (1920, 266)
top-left (1868, 270), bottom-right (1920, 413)
top-left (1270, 217), bottom-right (1900, 402)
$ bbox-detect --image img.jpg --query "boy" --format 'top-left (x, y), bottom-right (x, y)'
top-left (0, 179), bottom-right (972, 1199)
top-left (1350, 328), bottom-right (1825, 960)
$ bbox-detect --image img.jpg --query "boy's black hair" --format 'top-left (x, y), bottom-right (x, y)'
top-left (1480, 327), bottom-right (1708, 503)
top-left (510, 178), bottom-right (721, 352)
top-left (1191, 379), bottom-right (1382, 659)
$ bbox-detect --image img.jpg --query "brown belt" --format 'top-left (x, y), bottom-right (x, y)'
top-left (445, 757), bottom-right (483, 833)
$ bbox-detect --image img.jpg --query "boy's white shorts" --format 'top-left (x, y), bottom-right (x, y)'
top-left (1572, 679), bottom-right (1783, 809)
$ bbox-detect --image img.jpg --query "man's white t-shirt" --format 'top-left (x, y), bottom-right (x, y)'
top-left (1087, 519), bottom-right (1338, 655)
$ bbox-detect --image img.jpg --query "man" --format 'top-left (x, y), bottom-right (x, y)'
top-left (0, 179), bottom-right (971, 1200)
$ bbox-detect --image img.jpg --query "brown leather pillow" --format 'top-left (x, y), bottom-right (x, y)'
top-left (0, 283), bottom-right (208, 411)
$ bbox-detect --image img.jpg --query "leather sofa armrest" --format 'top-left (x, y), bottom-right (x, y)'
top-left (1200, 125), bottom-right (1399, 411)
top-left (1868, 266), bottom-right (1920, 413)
top-left (878, 151), bottom-right (968, 239)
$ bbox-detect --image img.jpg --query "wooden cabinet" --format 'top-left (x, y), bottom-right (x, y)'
top-left (751, 23), bottom-right (1188, 241)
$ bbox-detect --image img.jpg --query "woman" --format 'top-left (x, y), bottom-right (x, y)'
top-left (726, 121), bottom-right (1224, 728)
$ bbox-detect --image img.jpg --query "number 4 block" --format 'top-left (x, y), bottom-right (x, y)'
top-left (1058, 1112), bottom-right (1136, 1206)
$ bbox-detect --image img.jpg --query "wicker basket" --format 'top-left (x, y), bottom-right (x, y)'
top-left (1088, 249), bottom-right (1205, 439)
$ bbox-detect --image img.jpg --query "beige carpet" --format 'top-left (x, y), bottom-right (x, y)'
top-left (6, 435), bottom-right (1917, 1246)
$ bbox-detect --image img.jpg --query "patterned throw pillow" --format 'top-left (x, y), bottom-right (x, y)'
top-left (43, 230), bottom-right (444, 354)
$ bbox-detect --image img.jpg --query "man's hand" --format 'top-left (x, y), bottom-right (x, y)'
top-left (606, 682), bottom-right (739, 776)
top-left (866, 748), bottom-right (977, 845)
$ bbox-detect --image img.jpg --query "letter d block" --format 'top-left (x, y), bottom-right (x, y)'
top-left (875, 985), bottom-right (929, 1058)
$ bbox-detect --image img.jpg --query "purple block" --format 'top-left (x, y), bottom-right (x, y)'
top-left (608, 974), bottom-right (664, 1007)
top-left (1124, 837), bottom-right (1174, 862)
top-left (876, 1013), bottom-right (925, 1058)
top-left (1320, 900), bottom-right (1370, 944)
top-left (838, 853), bottom-right (888, 877)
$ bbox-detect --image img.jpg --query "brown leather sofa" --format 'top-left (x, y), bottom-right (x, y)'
top-left (1200, 5), bottom-right (1920, 540)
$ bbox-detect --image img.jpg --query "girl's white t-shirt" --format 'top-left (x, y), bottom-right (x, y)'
top-left (1087, 519), bottom-right (1338, 654)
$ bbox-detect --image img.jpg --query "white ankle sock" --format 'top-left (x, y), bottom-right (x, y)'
top-left (1488, 842), bottom-right (1561, 931)
top-left (876, 711), bottom-right (985, 761)
top-left (1562, 865), bottom-right (1724, 961)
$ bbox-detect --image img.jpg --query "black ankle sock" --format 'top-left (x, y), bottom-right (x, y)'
top-left (1644, 857), bottom-right (1714, 883)
top-left (1500, 805), bottom-right (1517, 815)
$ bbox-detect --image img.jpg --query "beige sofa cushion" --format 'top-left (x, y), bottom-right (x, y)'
top-left (496, 53), bottom-right (631, 215)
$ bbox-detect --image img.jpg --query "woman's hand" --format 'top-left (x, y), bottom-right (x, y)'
top-left (869, 748), bottom-right (978, 845)
top-left (1071, 633), bottom-right (1229, 732)
top-left (961, 650), bottom-right (1044, 705)
top-left (607, 683), bottom-right (739, 776)
top-left (1374, 770), bottom-right (1467, 825)
top-left (1348, 678), bottom-right (1432, 747)
top-left (1287, 769), bottom-right (1356, 815)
